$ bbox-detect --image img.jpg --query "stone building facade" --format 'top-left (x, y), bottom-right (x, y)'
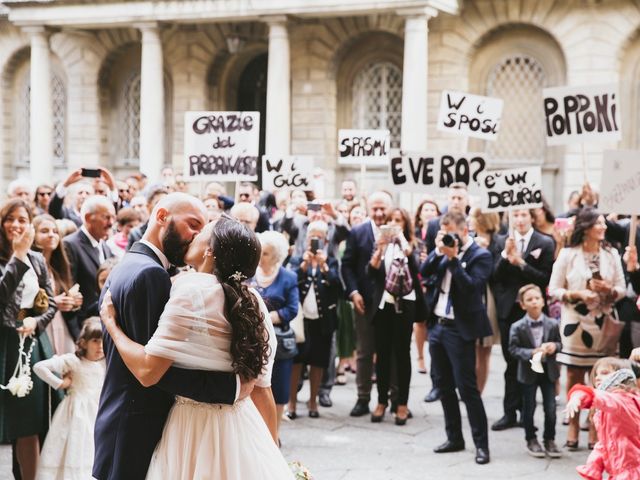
top-left (1, 0), bottom-right (639, 209)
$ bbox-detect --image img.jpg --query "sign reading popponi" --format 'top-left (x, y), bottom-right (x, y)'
top-left (543, 84), bottom-right (621, 146)
top-left (338, 129), bottom-right (390, 166)
top-left (262, 156), bottom-right (314, 191)
top-left (184, 111), bottom-right (260, 181)
top-left (436, 91), bottom-right (503, 141)
top-left (599, 150), bottom-right (640, 215)
top-left (389, 153), bottom-right (486, 193)
top-left (479, 166), bottom-right (543, 212)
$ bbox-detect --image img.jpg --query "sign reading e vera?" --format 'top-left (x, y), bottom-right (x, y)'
top-left (184, 111), bottom-right (260, 181)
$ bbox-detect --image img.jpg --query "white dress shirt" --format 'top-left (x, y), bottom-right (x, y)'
top-left (302, 268), bottom-right (320, 319)
top-left (81, 225), bottom-right (106, 265)
top-left (434, 237), bottom-right (474, 319)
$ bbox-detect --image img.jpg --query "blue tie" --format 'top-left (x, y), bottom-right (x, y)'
top-left (445, 292), bottom-right (453, 315)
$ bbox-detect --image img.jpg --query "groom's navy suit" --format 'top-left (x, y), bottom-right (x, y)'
top-left (93, 242), bottom-right (238, 480)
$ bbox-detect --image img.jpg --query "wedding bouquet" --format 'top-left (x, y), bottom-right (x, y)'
top-left (289, 461), bottom-right (313, 479)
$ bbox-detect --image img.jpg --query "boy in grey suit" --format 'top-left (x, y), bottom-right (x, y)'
top-left (509, 284), bottom-right (562, 459)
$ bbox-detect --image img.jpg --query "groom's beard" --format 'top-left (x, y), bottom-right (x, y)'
top-left (162, 220), bottom-right (191, 267)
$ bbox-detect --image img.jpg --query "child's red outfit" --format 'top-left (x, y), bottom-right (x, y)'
top-left (568, 384), bottom-right (640, 479)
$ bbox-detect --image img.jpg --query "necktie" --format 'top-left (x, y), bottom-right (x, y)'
top-left (519, 238), bottom-right (525, 254)
top-left (445, 292), bottom-right (453, 315)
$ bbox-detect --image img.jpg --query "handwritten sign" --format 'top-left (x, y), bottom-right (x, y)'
top-left (543, 84), bottom-right (621, 146)
top-left (599, 150), bottom-right (640, 215)
top-left (184, 111), bottom-right (259, 181)
top-left (338, 129), bottom-right (390, 166)
top-left (437, 91), bottom-right (503, 141)
top-left (262, 156), bottom-right (314, 191)
top-left (389, 153), bottom-right (486, 193)
top-left (479, 166), bottom-right (543, 212)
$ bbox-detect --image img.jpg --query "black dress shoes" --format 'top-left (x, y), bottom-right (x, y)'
top-left (433, 440), bottom-right (465, 453)
top-left (475, 448), bottom-right (490, 464)
top-left (424, 387), bottom-right (442, 403)
top-left (350, 399), bottom-right (370, 417)
top-left (491, 415), bottom-right (518, 431)
top-left (318, 392), bottom-right (332, 407)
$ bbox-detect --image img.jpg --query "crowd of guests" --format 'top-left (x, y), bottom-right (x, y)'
top-left (0, 167), bottom-right (639, 478)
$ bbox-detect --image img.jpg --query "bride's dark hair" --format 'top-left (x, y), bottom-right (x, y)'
top-left (210, 216), bottom-right (269, 379)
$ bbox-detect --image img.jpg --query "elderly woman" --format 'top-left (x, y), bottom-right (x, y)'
top-left (251, 231), bottom-right (299, 440)
top-left (549, 208), bottom-right (626, 450)
top-left (0, 199), bottom-right (60, 480)
top-left (287, 221), bottom-right (341, 418)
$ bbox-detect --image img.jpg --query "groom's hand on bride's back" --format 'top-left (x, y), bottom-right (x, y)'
top-left (238, 377), bottom-right (257, 400)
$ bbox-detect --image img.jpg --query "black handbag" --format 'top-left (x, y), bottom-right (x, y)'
top-left (273, 325), bottom-right (298, 360)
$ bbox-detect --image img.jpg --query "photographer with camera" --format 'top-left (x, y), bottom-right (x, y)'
top-left (420, 211), bottom-right (493, 465)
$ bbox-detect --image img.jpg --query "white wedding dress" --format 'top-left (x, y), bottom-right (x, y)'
top-left (144, 272), bottom-right (294, 480)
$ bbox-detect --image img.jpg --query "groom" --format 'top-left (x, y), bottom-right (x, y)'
top-left (93, 193), bottom-right (256, 480)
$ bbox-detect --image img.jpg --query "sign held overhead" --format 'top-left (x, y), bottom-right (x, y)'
top-left (436, 91), bottom-right (503, 141)
top-left (184, 111), bottom-right (260, 181)
top-left (479, 166), bottom-right (543, 212)
top-left (262, 156), bottom-right (314, 191)
top-left (338, 129), bottom-right (390, 166)
top-left (599, 150), bottom-right (640, 215)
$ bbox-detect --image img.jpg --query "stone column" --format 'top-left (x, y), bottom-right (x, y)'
top-left (25, 27), bottom-right (54, 183)
top-left (264, 16), bottom-right (290, 155)
top-left (137, 23), bottom-right (164, 181)
top-left (399, 8), bottom-right (437, 153)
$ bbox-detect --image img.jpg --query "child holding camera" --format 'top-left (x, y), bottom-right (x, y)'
top-left (508, 284), bottom-right (562, 458)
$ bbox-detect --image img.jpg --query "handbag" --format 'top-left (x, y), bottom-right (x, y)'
top-left (32, 288), bottom-right (49, 315)
top-left (595, 313), bottom-right (624, 355)
top-left (273, 325), bottom-right (298, 360)
top-left (384, 246), bottom-right (413, 298)
top-left (290, 303), bottom-right (305, 343)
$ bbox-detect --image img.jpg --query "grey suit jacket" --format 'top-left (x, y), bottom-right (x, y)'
top-left (508, 314), bottom-right (562, 385)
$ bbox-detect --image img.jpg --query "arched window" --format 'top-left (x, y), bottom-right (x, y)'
top-left (14, 72), bottom-right (67, 169)
top-left (485, 55), bottom-right (546, 164)
top-left (120, 72), bottom-right (141, 164)
top-left (351, 61), bottom-right (402, 148)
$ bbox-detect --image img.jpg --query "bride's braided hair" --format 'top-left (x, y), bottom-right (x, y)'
top-left (210, 216), bottom-right (270, 380)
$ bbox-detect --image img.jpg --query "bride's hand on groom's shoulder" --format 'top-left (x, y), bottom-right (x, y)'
top-left (238, 377), bottom-right (257, 401)
top-left (100, 290), bottom-right (118, 330)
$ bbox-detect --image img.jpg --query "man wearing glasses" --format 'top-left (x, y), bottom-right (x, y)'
top-left (236, 182), bottom-right (270, 232)
top-left (34, 184), bottom-right (54, 215)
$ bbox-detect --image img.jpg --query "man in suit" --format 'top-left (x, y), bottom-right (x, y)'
top-left (491, 208), bottom-right (554, 431)
top-left (62, 195), bottom-right (116, 338)
top-left (422, 183), bottom-right (470, 403)
top-left (420, 211), bottom-right (492, 464)
top-left (93, 193), bottom-right (255, 480)
top-left (341, 191), bottom-right (392, 416)
top-left (237, 182), bottom-right (271, 232)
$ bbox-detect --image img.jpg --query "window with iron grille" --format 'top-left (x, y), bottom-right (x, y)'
top-left (15, 73), bottom-right (66, 168)
top-left (351, 61), bottom-right (402, 149)
top-left (485, 55), bottom-right (546, 164)
top-left (120, 71), bottom-right (141, 166)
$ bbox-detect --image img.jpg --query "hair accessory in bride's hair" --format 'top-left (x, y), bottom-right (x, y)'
top-left (229, 271), bottom-right (246, 282)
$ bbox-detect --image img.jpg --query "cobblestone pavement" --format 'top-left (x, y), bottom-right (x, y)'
top-left (1, 349), bottom-right (590, 479)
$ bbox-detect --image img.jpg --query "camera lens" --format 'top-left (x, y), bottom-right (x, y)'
top-left (442, 233), bottom-right (455, 248)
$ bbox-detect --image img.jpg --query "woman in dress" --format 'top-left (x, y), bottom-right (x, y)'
top-left (0, 199), bottom-right (59, 480)
top-left (32, 214), bottom-right (79, 351)
top-left (548, 208), bottom-right (626, 450)
top-left (251, 230), bottom-right (299, 440)
top-left (100, 216), bottom-right (294, 479)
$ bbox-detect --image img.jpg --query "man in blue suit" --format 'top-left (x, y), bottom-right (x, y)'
top-left (420, 211), bottom-right (492, 465)
top-left (341, 191), bottom-right (392, 417)
top-left (93, 193), bottom-right (255, 480)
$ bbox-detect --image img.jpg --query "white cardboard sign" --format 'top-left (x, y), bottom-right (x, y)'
top-left (543, 84), bottom-right (621, 146)
top-left (262, 156), bottom-right (314, 191)
top-left (338, 129), bottom-right (390, 166)
top-left (436, 90), bottom-right (503, 141)
top-left (184, 111), bottom-right (260, 181)
top-left (599, 150), bottom-right (640, 215)
top-left (479, 166), bottom-right (543, 213)
top-left (389, 153), bottom-right (486, 193)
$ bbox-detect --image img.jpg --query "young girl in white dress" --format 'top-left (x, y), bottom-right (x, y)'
top-left (101, 216), bottom-right (295, 480)
top-left (33, 318), bottom-right (106, 480)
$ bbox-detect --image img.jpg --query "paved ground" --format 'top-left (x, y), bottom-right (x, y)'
top-left (1, 348), bottom-right (590, 479)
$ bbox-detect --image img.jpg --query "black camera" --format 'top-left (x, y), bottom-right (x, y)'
top-left (442, 233), bottom-right (461, 249)
top-left (310, 237), bottom-right (324, 252)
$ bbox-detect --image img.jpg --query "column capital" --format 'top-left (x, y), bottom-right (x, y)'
top-left (261, 15), bottom-right (289, 27)
top-left (21, 25), bottom-right (53, 37)
top-left (133, 21), bottom-right (162, 33)
top-left (395, 6), bottom-right (439, 20)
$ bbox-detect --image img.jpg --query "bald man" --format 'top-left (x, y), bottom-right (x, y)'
top-left (94, 193), bottom-right (255, 480)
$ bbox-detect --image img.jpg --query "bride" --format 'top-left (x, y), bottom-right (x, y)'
top-left (100, 216), bottom-right (295, 479)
